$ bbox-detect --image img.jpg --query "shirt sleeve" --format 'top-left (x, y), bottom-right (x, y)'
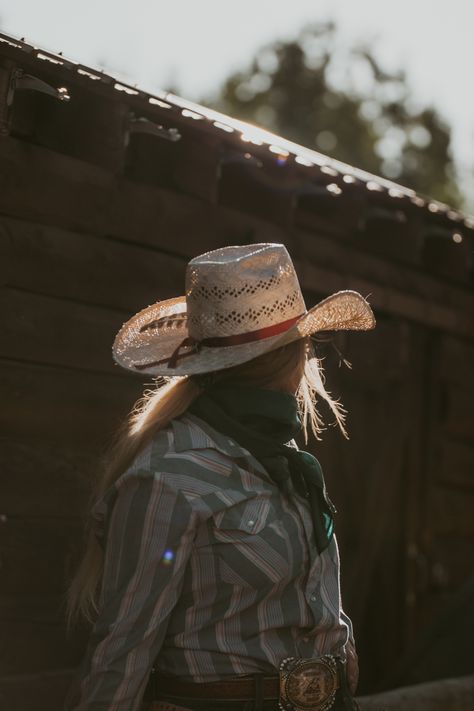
top-left (65, 468), bottom-right (196, 711)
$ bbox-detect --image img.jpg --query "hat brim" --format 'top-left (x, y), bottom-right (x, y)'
top-left (113, 290), bottom-right (375, 376)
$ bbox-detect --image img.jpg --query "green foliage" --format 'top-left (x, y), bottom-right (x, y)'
top-left (207, 23), bottom-right (461, 207)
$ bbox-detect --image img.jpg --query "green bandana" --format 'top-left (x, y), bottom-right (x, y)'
top-left (190, 382), bottom-right (335, 553)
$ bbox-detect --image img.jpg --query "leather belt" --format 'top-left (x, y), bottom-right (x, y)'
top-left (154, 672), bottom-right (280, 700)
top-left (153, 656), bottom-right (344, 711)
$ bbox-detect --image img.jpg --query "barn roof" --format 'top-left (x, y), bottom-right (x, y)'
top-left (0, 29), bottom-right (472, 234)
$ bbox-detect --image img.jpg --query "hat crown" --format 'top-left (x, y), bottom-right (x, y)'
top-left (185, 244), bottom-right (306, 339)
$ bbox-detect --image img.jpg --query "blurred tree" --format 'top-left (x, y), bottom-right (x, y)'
top-left (207, 23), bottom-right (462, 207)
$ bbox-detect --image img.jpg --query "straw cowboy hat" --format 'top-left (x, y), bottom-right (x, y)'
top-left (113, 243), bottom-right (375, 376)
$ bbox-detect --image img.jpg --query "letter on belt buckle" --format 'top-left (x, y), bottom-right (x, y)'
top-left (279, 656), bottom-right (338, 711)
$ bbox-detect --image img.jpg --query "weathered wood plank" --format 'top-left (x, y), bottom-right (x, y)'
top-left (0, 517), bottom-right (82, 595)
top-left (358, 676), bottom-right (474, 711)
top-left (437, 336), bottom-right (474, 385)
top-left (314, 330), bottom-right (425, 687)
top-left (0, 136), bottom-right (473, 338)
top-left (349, 201), bottom-right (423, 265)
top-left (295, 228), bottom-right (474, 317)
top-left (0, 135), bottom-right (266, 259)
top-left (430, 535), bottom-right (474, 588)
top-left (0, 358), bottom-right (143, 442)
top-left (218, 161), bottom-right (295, 227)
top-left (430, 485), bottom-right (474, 537)
top-left (172, 132), bottom-right (220, 203)
top-left (423, 228), bottom-right (472, 281)
top-left (437, 439), bottom-right (474, 489)
top-left (328, 315), bottom-right (412, 383)
top-left (1, 215), bottom-right (186, 311)
top-left (0, 438), bottom-right (98, 516)
top-left (0, 668), bottom-right (73, 711)
top-left (0, 596), bottom-right (86, 675)
top-left (295, 185), bottom-right (364, 238)
top-left (11, 85), bottom-right (128, 172)
top-left (1, 287), bottom-right (127, 373)
top-left (442, 386), bottom-right (474, 441)
top-left (296, 260), bottom-right (473, 339)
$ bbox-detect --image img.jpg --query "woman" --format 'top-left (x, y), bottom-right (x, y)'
top-left (66, 243), bottom-right (375, 711)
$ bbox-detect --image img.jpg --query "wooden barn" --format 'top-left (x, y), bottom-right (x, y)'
top-left (0, 31), bottom-right (473, 709)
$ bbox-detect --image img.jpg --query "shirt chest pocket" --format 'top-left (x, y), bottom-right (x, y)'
top-left (208, 497), bottom-right (292, 588)
top-left (212, 497), bottom-right (272, 542)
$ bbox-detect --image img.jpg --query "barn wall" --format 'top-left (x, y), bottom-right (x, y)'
top-left (0, 42), bottom-right (473, 708)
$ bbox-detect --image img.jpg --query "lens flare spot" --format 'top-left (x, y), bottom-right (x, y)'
top-left (162, 549), bottom-right (175, 565)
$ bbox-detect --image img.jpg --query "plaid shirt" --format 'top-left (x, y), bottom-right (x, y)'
top-left (66, 413), bottom-right (353, 710)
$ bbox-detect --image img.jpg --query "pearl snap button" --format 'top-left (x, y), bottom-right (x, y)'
top-left (310, 594), bottom-right (317, 602)
top-left (247, 520), bottom-right (255, 526)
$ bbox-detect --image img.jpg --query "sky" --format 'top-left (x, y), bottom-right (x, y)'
top-left (1, 0), bottom-right (473, 207)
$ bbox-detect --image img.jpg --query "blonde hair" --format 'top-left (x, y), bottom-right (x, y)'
top-left (66, 337), bottom-right (346, 625)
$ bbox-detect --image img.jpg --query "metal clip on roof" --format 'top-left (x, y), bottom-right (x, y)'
top-left (129, 116), bottom-right (181, 142)
top-left (14, 69), bottom-right (70, 101)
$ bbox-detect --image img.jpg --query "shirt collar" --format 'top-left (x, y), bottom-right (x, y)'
top-left (171, 413), bottom-right (270, 479)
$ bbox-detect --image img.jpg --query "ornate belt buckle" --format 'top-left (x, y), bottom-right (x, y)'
top-left (279, 656), bottom-right (338, 711)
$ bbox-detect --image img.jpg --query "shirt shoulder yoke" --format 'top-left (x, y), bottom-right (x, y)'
top-left (171, 413), bottom-right (249, 460)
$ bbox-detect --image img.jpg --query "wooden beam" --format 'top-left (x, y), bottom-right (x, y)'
top-left (0, 668), bottom-right (74, 711)
top-left (0, 518), bottom-right (81, 596)
top-left (1, 215), bottom-right (187, 311)
top-left (0, 358), bottom-right (143, 442)
top-left (1, 287), bottom-right (128, 374)
top-left (430, 485), bottom-right (474, 537)
top-left (0, 438), bottom-right (97, 516)
top-left (441, 386), bottom-right (474, 441)
top-left (295, 260), bottom-right (473, 340)
top-left (0, 135), bottom-right (258, 257)
top-left (0, 136), bottom-right (473, 339)
top-left (357, 676), bottom-right (474, 710)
